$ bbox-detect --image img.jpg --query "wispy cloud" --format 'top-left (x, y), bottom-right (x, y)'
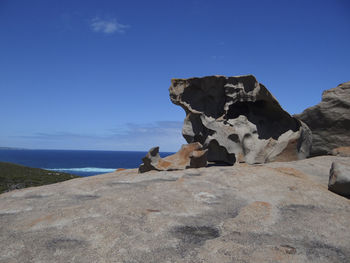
top-left (90, 17), bottom-right (129, 34)
top-left (17, 132), bottom-right (98, 140)
top-left (11, 121), bottom-right (186, 152)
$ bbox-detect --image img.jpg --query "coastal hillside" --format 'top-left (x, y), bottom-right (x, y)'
top-left (0, 162), bottom-right (79, 194)
top-left (1, 156), bottom-right (349, 262)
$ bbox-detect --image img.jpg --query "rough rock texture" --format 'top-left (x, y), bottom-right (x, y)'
top-left (139, 143), bottom-right (207, 173)
top-left (328, 161), bottom-right (350, 198)
top-left (1, 156), bottom-right (350, 263)
top-left (169, 75), bottom-right (312, 165)
top-left (332, 146), bottom-right (350, 157)
top-left (295, 81), bottom-right (350, 156)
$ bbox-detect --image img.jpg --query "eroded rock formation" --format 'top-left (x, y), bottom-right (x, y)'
top-left (139, 142), bottom-right (207, 173)
top-left (169, 75), bottom-right (312, 164)
top-left (295, 81), bottom-right (350, 156)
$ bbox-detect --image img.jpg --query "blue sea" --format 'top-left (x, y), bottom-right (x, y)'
top-left (0, 149), bottom-right (174, 177)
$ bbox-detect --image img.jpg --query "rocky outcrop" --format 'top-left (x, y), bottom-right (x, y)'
top-left (139, 142), bottom-right (207, 173)
top-left (1, 155), bottom-right (350, 262)
top-left (169, 75), bottom-right (312, 164)
top-left (295, 81), bottom-right (350, 156)
top-left (329, 161), bottom-right (350, 198)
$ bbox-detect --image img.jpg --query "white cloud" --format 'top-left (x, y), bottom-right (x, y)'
top-left (90, 17), bottom-right (129, 34)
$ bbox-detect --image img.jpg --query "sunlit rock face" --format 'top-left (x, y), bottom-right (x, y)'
top-left (169, 75), bottom-right (312, 164)
top-left (139, 143), bottom-right (208, 173)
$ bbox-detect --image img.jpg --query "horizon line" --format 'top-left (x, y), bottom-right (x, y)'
top-left (0, 146), bottom-right (175, 153)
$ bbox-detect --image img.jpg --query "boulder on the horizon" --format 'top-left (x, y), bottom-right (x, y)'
top-left (295, 81), bottom-right (350, 156)
top-left (139, 142), bottom-right (208, 173)
top-left (169, 75), bottom-right (312, 165)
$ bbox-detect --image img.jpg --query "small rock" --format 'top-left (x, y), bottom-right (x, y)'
top-left (138, 143), bottom-right (208, 173)
top-left (328, 161), bottom-right (350, 198)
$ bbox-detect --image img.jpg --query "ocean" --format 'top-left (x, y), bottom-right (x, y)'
top-left (0, 149), bottom-right (174, 177)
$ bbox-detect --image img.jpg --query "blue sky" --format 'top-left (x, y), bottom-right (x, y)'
top-left (1, 0), bottom-right (349, 151)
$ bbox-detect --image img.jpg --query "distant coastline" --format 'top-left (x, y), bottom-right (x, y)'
top-left (0, 149), bottom-right (174, 177)
top-left (0, 147), bottom-right (27, 150)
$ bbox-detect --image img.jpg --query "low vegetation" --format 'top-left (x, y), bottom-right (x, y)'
top-left (0, 161), bottom-right (80, 194)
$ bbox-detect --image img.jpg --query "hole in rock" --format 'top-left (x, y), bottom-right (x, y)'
top-left (181, 80), bottom-right (226, 118)
top-left (207, 140), bottom-right (236, 164)
top-left (226, 101), bottom-right (300, 140)
top-left (228, 134), bottom-right (239, 143)
top-left (226, 75), bottom-right (257, 93)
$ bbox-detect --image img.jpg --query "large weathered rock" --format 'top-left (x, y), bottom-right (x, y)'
top-left (1, 156), bottom-right (350, 262)
top-left (139, 142), bottom-right (207, 173)
top-left (295, 81), bottom-right (350, 156)
top-left (328, 161), bottom-right (350, 198)
top-left (169, 75), bottom-right (312, 164)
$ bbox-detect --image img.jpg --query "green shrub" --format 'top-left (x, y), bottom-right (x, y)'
top-left (0, 162), bottom-right (80, 194)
